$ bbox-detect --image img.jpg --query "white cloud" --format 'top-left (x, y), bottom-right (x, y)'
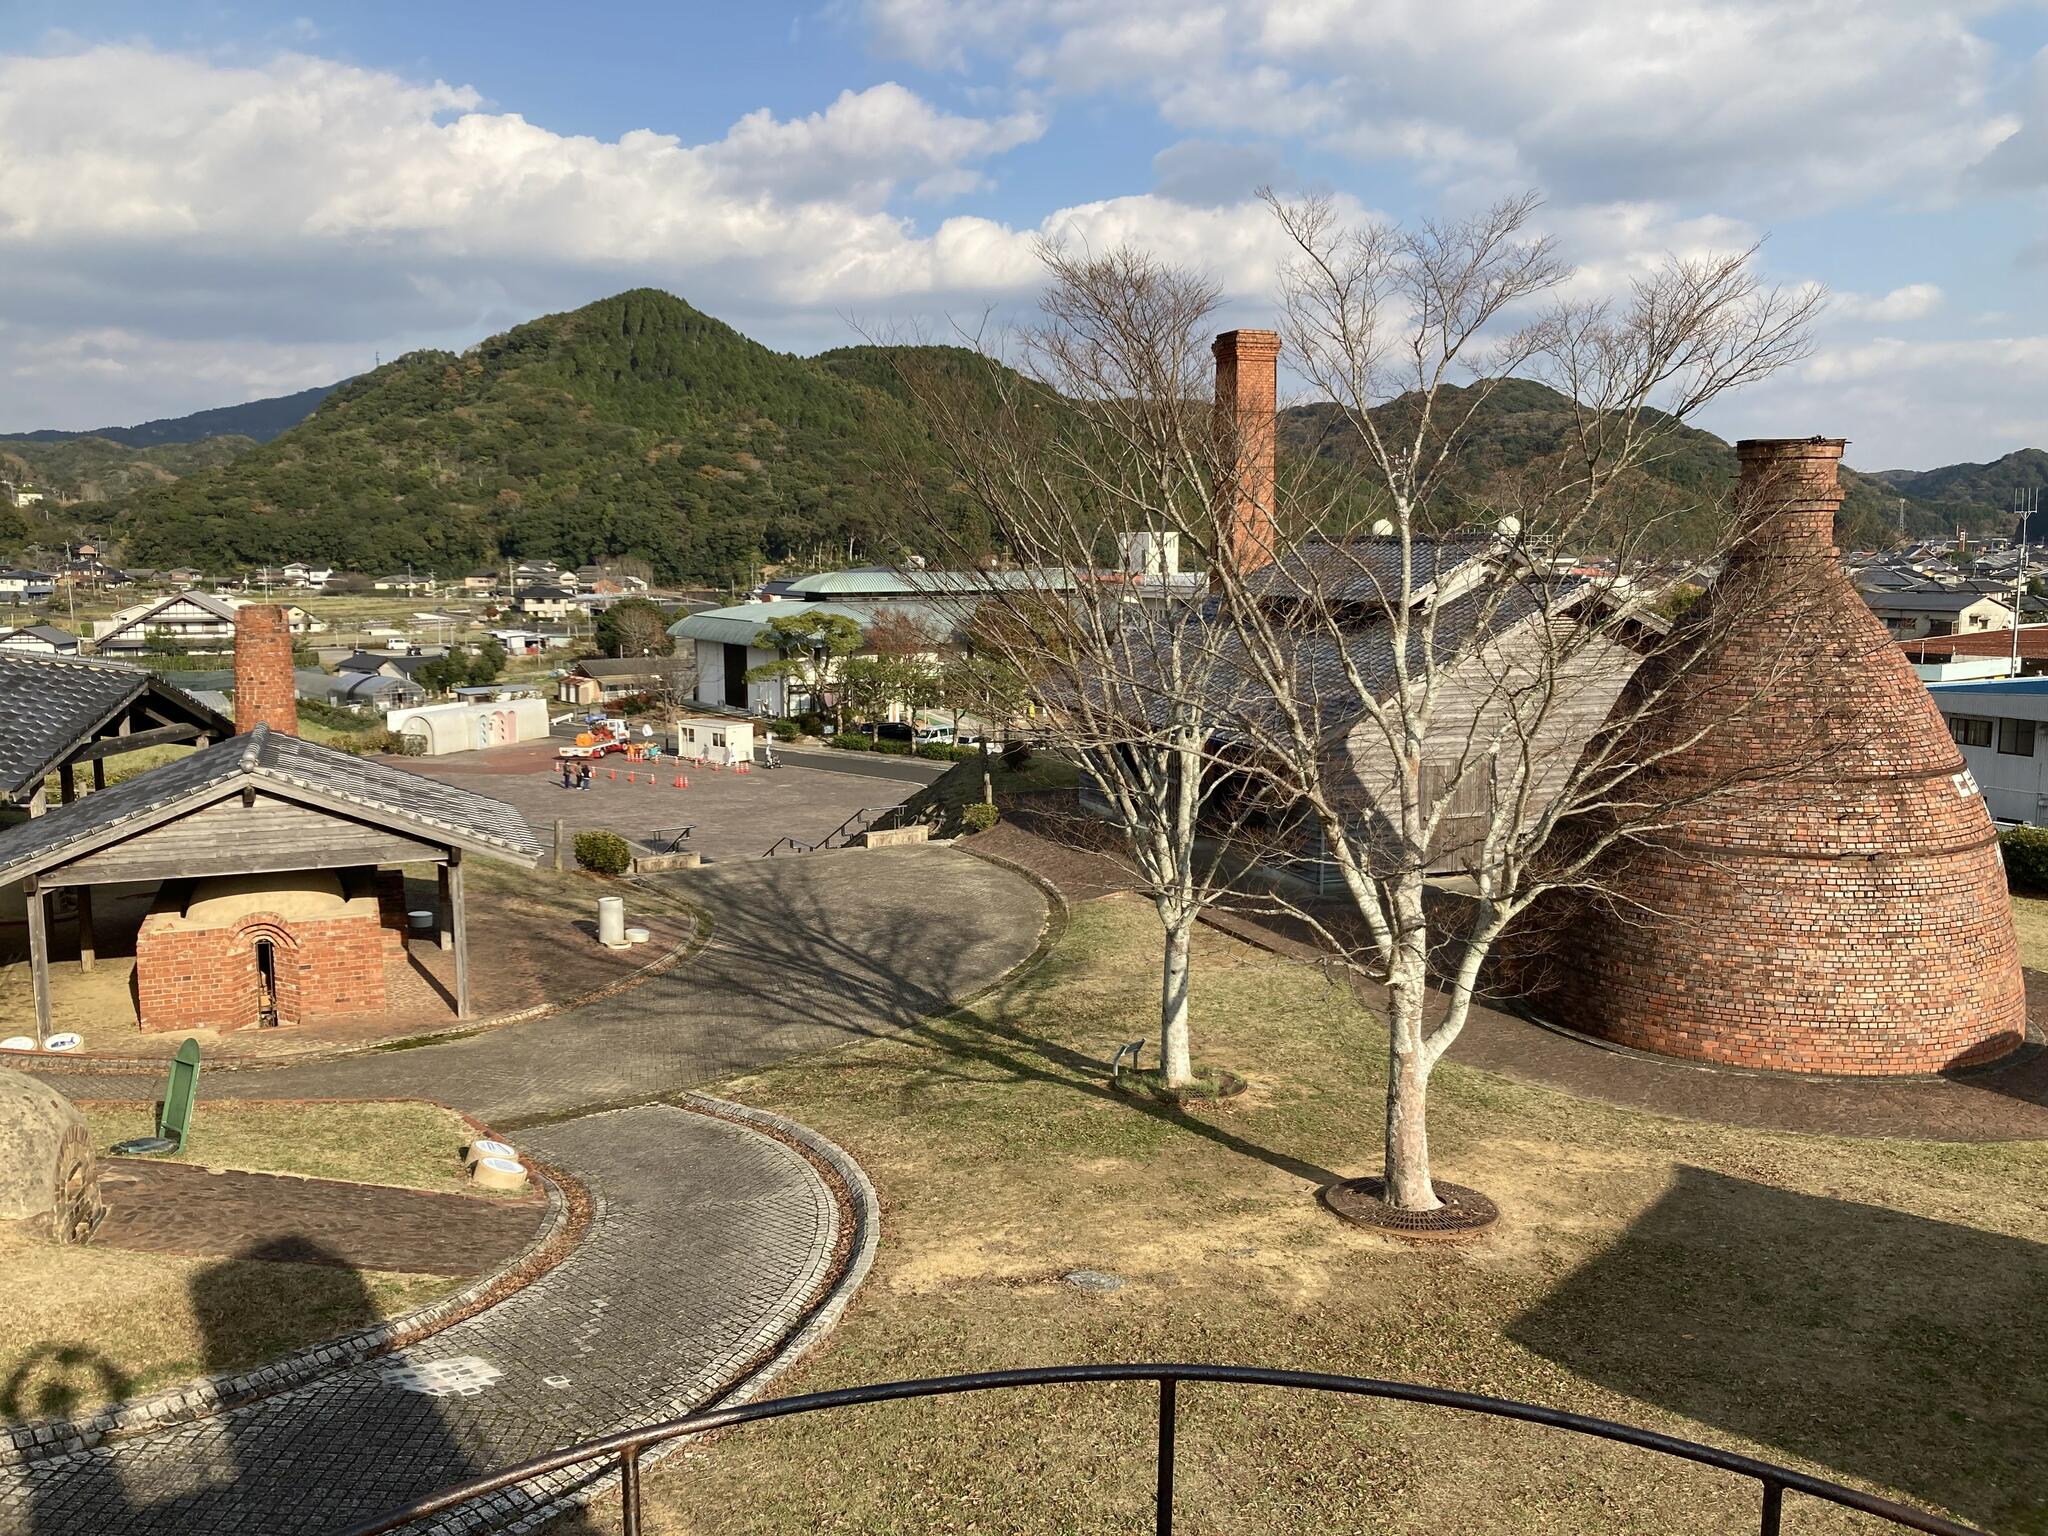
top-left (0, 43), bottom-right (1297, 428)
top-left (862, 0), bottom-right (2018, 211)
top-left (1833, 283), bottom-right (1945, 322)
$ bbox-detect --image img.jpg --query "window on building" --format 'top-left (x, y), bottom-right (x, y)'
top-left (1998, 717), bottom-right (2036, 756)
top-left (1950, 715), bottom-right (1993, 748)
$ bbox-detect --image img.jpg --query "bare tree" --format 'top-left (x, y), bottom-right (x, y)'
top-left (902, 250), bottom-right (1284, 1090)
top-left (1162, 192), bottom-right (1826, 1210)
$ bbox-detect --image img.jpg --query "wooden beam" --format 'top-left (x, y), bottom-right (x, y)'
top-left (58, 764), bottom-right (74, 805)
top-left (70, 722), bottom-right (204, 762)
top-left (25, 782), bottom-right (45, 819)
top-left (24, 879), bottom-right (51, 1044)
top-left (91, 757), bottom-right (105, 792)
top-left (436, 861), bottom-right (453, 951)
top-left (75, 886), bottom-right (94, 973)
top-left (449, 850), bottom-right (470, 1019)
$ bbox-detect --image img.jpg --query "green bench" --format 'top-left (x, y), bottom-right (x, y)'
top-left (112, 1038), bottom-right (201, 1156)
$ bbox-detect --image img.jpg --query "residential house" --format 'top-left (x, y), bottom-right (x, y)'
top-left (372, 572), bottom-right (436, 594)
top-left (556, 658), bottom-right (688, 707)
top-left (460, 572), bottom-right (501, 594)
top-left (94, 591), bottom-right (326, 655)
top-left (1863, 589), bottom-right (2015, 639)
top-left (0, 625), bottom-right (82, 656)
top-left (0, 570), bottom-right (56, 602)
top-left (294, 667), bottom-right (426, 711)
top-left (517, 585), bottom-right (582, 620)
top-left (337, 648), bottom-right (443, 683)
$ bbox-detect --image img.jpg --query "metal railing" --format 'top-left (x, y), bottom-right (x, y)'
top-left (334, 1362), bottom-right (1986, 1536)
top-left (761, 803), bottom-right (917, 858)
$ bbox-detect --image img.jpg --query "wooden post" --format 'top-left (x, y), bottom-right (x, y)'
top-left (436, 862), bottom-right (454, 951)
top-left (554, 818), bottom-right (566, 873)
top-left (449, 850), bottom-right (470, 1019)
top-left (25, 782), bottom-right (45, 818)
top-left (76, 886), bottom-right (94, 973)
top-left (24, 878), bottom-right (51, 1044)
top-left (91, 757), bottom-right (105, 792)
top-left (58, 764), bottom-right (74, 805)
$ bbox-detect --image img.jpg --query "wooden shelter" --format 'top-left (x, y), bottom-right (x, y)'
top-left (0, 724), bottom-right (542, 1040)
top-left (0, 652), bottom-right (231, 816)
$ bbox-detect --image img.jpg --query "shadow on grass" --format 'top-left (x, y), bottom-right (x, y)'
top-left (1507, 1166), bottom-right (2048, 1533)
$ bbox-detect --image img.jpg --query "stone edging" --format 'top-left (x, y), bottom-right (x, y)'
top-left (16, 891), bottom-right (708, 1076)
top-left (412, 1094), bottom-right (884, 1536)
top-left (1, 1160), bottom-right (590, 1468)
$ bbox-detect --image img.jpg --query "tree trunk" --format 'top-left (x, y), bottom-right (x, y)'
top-left (980, 738), bottom-right (993, 805)
top-left (1159, 908), bottom-right (1196, 1088)
top-left (1382, 948), bottom-right (1439, 1211)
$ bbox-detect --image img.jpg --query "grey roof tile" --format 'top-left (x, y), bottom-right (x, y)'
top-left (0, 725), bottom-right (543, 883)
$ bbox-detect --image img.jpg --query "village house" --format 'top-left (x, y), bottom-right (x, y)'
top-left (1863, 588), bottom-right (2015, 638)
top-left (0, 625), bottom-right (82, 656)
top-left (93, 591), bottom-right (325, 656)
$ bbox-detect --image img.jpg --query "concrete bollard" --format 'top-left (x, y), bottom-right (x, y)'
top-left (597, 895), bottom-right (627, 948)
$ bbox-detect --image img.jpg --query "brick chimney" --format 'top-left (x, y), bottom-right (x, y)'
top-left (1731, 436), bottom-right (1846, 557)
top-left (233, 604), bottom-right (298, 737)
top-left (1211, 328), bottom-right (1282, 585)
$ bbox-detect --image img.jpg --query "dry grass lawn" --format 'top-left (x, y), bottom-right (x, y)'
top-left (2009, 892), bottom-right (2048, 971)
top-left (596, 895), bottom-right (2046, 1536)
top-left (0, 1101), bottom-right (480, 1421)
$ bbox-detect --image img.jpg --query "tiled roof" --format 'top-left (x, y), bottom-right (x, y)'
top-left (1243, 534), bottom-right (1500, 607)
top-left (0, 724), bottom-right (543, 884)
top-left (0, 652), bottom-right (227, 802)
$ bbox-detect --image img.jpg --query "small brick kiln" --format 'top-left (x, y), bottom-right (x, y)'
top-left (1541, 438), bottom-right (2025, 1074)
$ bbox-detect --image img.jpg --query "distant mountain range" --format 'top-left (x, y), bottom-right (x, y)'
top-left (6, 382), bottom-right (345, 448)
top-left (1, 290), bottom-right (2043, 577)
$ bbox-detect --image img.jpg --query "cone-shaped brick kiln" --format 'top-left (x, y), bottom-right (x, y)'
top-left (1548, 438), bottom-right (2024, 1074)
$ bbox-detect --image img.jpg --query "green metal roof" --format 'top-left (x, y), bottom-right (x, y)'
top-left (782, 565), bottom-right (1079, 597)
top-left (669, 597), bottom-right (962, 649)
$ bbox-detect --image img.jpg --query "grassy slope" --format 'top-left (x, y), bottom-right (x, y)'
top-left (620, 896), bottom-right (2046, 1536)
top-left (901, 754), bottom-right (1081, 836)
top-left (2, 1101), bottom-right (487, 1416)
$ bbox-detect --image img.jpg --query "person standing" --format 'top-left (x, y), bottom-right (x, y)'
top-left (561, 759), bottom-right (574, 791)
top-left (578, 760), bottom-right (592, 792)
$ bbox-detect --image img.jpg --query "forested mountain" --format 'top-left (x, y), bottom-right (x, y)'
top-left (0, 434), bottom-right (254, 505)
top-left (1868, 449), bottom-right (2048, 537)
top-left (58, 290), bottom-right (2033, 581)
top-left (1280, 379), bottom-right (1947, 552)
top-left (111, 291), bottom-right (991, 584)
top-left (8, 382), bottom-right (341, 447)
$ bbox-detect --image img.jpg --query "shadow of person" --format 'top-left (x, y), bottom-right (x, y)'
top-left (8, 1237), bottom-right (488, 1535)
top-left (1506, 1166), bottom-right (2047, 1532)
top-left (3, 1343), bottom-right (142, 1536)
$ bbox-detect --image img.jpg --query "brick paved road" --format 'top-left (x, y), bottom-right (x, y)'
top-left (37, 842), bottom-right (1049, 1124)
top-left (0, 1104), bottom-right (837, 1536)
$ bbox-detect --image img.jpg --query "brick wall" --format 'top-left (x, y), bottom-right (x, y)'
top-left (1519, 437), bottom-right (2027, 1075)
top-left (1212, 328), bottom-right (1282, 583)
top-left (136, 908), bottom-right (388, 1032)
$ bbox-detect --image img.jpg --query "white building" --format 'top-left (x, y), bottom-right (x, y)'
top-left (1926, 677), bottom-right (2048, 825)
top-left (384, 694), bottom-right (550, 756)
top-left (1864, 590), bottom-right (2015, 639)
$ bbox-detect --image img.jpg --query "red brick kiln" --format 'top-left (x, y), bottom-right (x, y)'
top-left (1541, 438), bottom-right (2025, 1074)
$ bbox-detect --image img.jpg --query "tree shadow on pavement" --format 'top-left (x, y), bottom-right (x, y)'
top-left (1506, 1166), bottom-right (2048, 1534)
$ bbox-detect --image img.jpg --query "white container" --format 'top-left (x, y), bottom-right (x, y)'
top-left (597, 895), bottom-right (627, 948)
top-left (0, 1036), bottom-right (34, 1052)
top-left (462, 1138), bottom-right (517, 1168)
top-left (624, 926), bottom-right (651, 944)
top-left (407, 910), bottom-right (436, 932)
top-left (471, 1155), bottom-right (527, 1193)
top-left (43, 1033), bottom-right (82, 1052)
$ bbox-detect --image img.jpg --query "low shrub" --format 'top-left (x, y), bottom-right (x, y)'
top-left (960, 802), bottom-right (1000, 834)
top-left (574, 830), bottom-right (633, 875)
top-left (796, 711), bottom-right (829, 736)
top-left (768, 718), bottom-right (801, 742)
top-left (829, 733), bottom-right (873, 752)
top-left (914, 743), bottom-right (977, 761)
top-left (1000, 741), bottom-right (1034, 771)
top-left (872, 740), bottom-right (913, 756)
top-left (2001, 824), bottom-right (2048, 892)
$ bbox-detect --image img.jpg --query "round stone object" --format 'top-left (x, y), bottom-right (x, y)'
top-left (470, 1155), bottom-right (527, 1193)
top-left (0, 1068), bottom-right (103, 1244)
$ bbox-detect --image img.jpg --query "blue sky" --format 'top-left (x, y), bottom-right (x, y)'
top-left (4, 1), bottom-right (2047, 468)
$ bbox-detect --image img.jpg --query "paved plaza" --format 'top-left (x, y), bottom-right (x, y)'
top-left (390, 733), bottom-right (947, 865)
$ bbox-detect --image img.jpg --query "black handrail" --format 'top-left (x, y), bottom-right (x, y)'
top-left (332, 1362), bottom-right (1987, 1536)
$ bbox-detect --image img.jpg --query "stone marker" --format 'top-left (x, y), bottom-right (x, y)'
top-left (0, 1069), bottom-right (103, 1243)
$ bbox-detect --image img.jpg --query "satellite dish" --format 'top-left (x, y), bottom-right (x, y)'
top-left (1371, 519), bottom-right (1395, 537)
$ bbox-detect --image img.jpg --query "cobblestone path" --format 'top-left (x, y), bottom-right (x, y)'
top-left (1, 1103), bottom-right (840, 1536)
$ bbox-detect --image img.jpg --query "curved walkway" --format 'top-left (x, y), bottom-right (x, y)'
top-left (6, 843), bottom-right (1043, 1533)
top-left (33, 842), bottom-right (1050, 1124)
top-left (0, 1102), bottom-right (854, 1535)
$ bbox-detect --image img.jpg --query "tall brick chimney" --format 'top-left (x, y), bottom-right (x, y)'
top-left (1527, 435), bottom-right (2026, 1075)
top-left (1211, 328), bottom-right (1282, 584)
top-left (233, 604), bottom-right (298, 737)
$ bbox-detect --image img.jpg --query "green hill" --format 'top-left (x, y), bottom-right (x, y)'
top-left (7, 381), bottom-right (340, 448)
top-left (1278, 378), bottom-right (1941, 552)
top-left (1867, 449), bottom-right (2048, 537)
top-left (0, 434), bottom-right (255, 506)
top-left (111, 291), bottom-right (988, 584)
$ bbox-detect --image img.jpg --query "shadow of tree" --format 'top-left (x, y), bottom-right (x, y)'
top-left (1507, 1166), bottom-right (2048, 1533)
